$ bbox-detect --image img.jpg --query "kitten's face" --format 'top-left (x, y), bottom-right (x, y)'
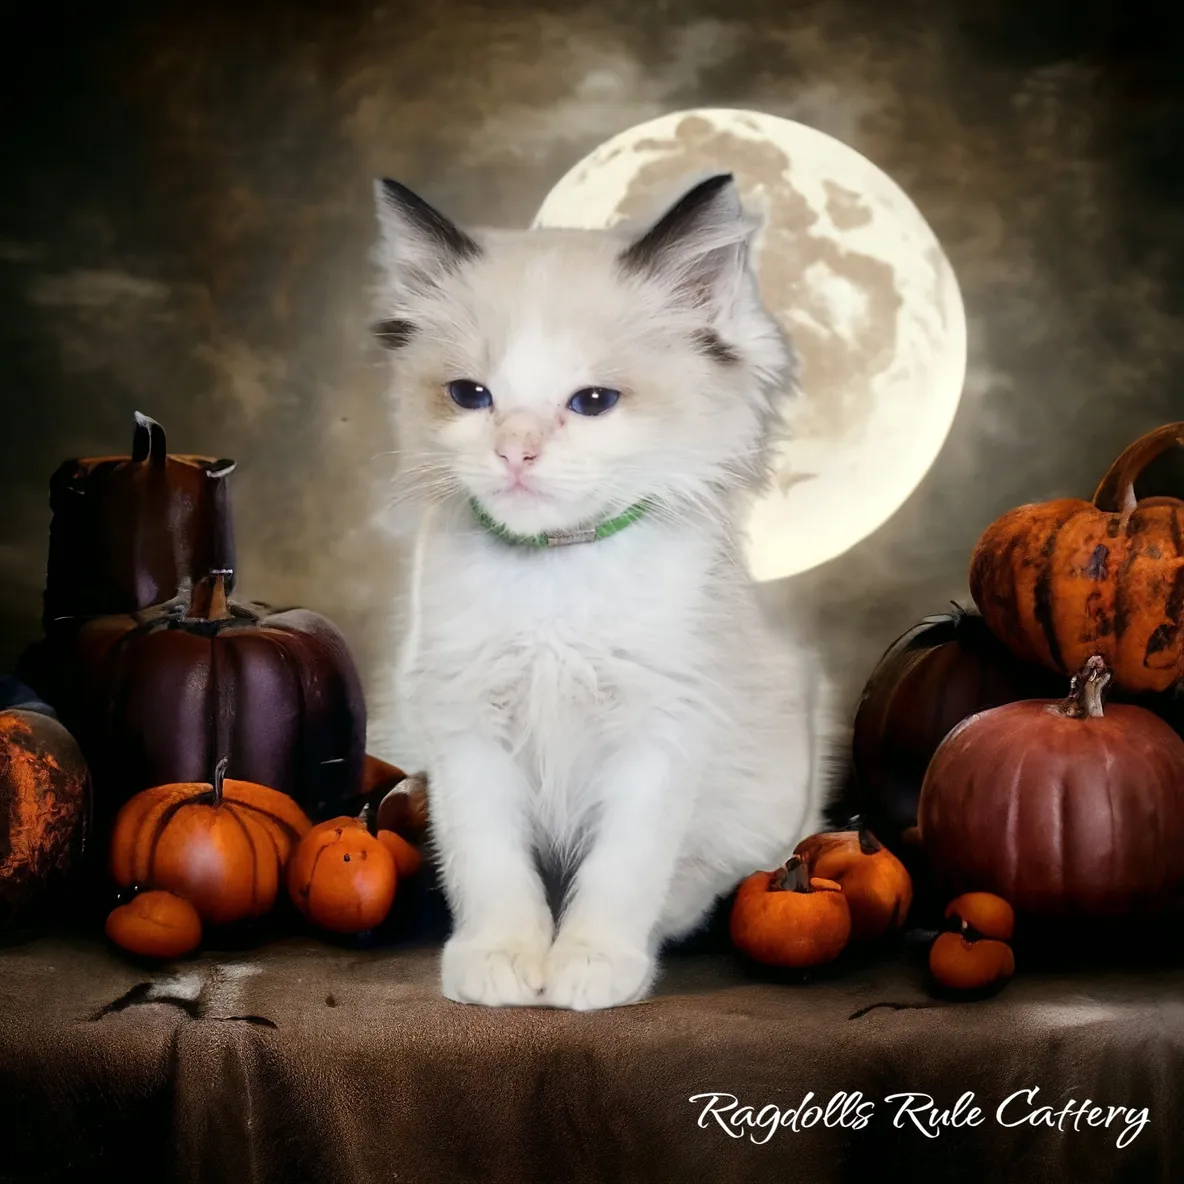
top-left (374, 177), bottom-right (792, 536)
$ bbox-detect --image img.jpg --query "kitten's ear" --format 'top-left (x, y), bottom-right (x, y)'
top-left (617, 174), bottom-right (755, 312)
top-left (373, 178), bottom-right (482, 295)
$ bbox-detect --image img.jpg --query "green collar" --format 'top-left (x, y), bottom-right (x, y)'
top-left (470, 497), bottom-right (649, 548)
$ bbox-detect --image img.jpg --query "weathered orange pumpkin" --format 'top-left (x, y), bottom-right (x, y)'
top-left (929, 931), bottom-right (1015, 994)
top-left (969, 421), bottom-right (1184, 693)
top-left (730, 856), bottom-right (851, 968)
top-left (106, 888), bottom-right (202, 959)
top-left (287, 810), bottom-right (396, 934)
top-left (794, 827), bottom-right (913, 940)
top-left (919, 657), bottom-right (1184, 916)
top-left (109, 759), bottom-right (312, 926)
top-left (0, 698), bottom-right (91, 928)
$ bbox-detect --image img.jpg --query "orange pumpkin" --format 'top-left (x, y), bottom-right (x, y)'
top-left (945, 892), bottom-right (1015, 942)
top-left (929, 931), bottom-right (1015, 994)
top-left (109, 759), bottom-right (311, 926)
top-left (287, 809), bottom-right (396, 934)
top-left (969, 422), bottom-right (1184, 693)
top-left (377, 829), bottom-right (422, 879)
top-left (730, 855), bottom-right (851, 968)
top-left (794, 827), bottom-right (913, 941)
top-left (106, 889), bottom-right (202, 958)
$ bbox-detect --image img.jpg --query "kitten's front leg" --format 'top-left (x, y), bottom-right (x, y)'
top-left (544, 736), bottom-right (692, 1011)
top-left (430, 734), bottom-right (552, 1007)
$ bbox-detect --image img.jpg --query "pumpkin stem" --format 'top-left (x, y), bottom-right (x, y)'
top-left (1091, 421), bottom-right (1184, 514)
top-left (131, 410), bottom-right (168, 467)
top-left (358, 802), bottom-right (374, 834)
top-left (187, 574), bottom-right (233, 622)
top-left (212, 757), bottom-right (229, 805)
top-left (1047, 655), bottom-right (1110, 720)
top-left (857, 828), bottom-right (883, 856)
top-left (771, 855), bottom-right (813, 894)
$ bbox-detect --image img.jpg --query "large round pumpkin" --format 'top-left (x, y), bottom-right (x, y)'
top-left (852, 605), bottom-right (1061, 848)
top-left (969, 422), bottom-right (1184, 693)
top-left (41, 411), bottom-right (236, 628)
top-left (109, 759), bottom-right (312, 926)
top-left (0, 686), bottom-right (91, 928)
top-left (21, 573), bottom-right (365, 823)
top-left (918, 657), bottom-right (1184, 916)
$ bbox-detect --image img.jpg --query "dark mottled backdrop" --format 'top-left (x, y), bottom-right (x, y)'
top-left (2, 0), bottom-right (1181, 761)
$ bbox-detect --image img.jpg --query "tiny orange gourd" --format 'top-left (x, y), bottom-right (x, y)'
top-left (106, 889), bottom-right (203, 959)
top-left (287, 808), bottom-right (396, 934)
top-left (794, 826), bottom-right (913, 941)
top-left (730, 855), bottom-right (852, 968)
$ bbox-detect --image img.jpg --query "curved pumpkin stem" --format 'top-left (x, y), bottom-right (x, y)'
top-left (211, 756), bottom-right (230, 805)
top-left (1091, 421), bottom-right (1184, 514)
top-left (857, 828), bottom-right (883, 856)
top-left (131, 411), bottom-right (168, 467)
top-left (1046, 655), bottom-right (1110, 720)
top-left (771, 855), bottom-right (812, 893)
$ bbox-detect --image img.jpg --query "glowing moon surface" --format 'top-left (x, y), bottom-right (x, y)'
top-left (533, 108), bottom-right (967, 581)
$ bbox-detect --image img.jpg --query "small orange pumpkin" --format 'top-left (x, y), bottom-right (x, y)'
top-left (945, 892), bottom-right (1015, 942)
top-left (109, 758), bottom-right (312, 926)
top-left (929, 932), bottom-right (1015, 994)
top-left (794, 827), bottom-right (913, 941)
top-left (287, 808), bottom-right (396, 934)
top-left (377, 829), bottom-right (422, 879)
top-left (969, 421), bottom-right (1184, 693)
top-left (106, 889), bottom-right (202, 959)
top-left (730, 855), bottom-right (851, 968)
top-left (929, 891), bottom-right (1016, 994)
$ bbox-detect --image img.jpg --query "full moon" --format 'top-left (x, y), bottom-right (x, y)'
top-left (533, 108), bottom-right (967, 582)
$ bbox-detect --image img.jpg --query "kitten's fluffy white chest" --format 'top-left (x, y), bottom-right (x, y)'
top-left (399, 518), bottom-right (721, 780)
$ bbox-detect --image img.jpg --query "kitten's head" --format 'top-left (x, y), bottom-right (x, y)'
top-left (373, 174), bottom-right (793, 535)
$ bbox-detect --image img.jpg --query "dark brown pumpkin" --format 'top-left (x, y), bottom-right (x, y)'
top-left (0, 701), bottom-right (91, 928)
top-left (41, 411), bottom-right (236, 628)
top-left (969, 422), bottom-right (1184, 693)
top-left (21, 574), bottom-right (365, 824)
top-left (852, 605), bottom-right (1061, 847)
top-left (919, 657), bottom-right (1184, 916)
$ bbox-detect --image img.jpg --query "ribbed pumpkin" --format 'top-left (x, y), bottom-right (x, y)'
top-left (23, 573), bottom-right (366, 823)
top-left (852, 606), bottom-right (1061, 848)
top-left (109, 759), bottom-right (311, 926)
top-left (969, 422), bottom-right (1184, 693)
top-left (919, 657), bottom-right (1184, 917)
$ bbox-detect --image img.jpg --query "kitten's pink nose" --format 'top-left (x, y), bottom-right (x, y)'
top-left (494, 417), bottom-right (544, 475)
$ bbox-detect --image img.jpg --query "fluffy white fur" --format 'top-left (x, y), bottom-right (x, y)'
top-left (373, 175), bottom-right (837, 1011)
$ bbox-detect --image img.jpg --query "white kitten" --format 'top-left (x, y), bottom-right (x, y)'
top-left (372, 174), bottom-right (837, 1011)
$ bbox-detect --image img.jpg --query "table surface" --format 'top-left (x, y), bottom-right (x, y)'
top-left (2, 927), bottom-right (1183, 1184)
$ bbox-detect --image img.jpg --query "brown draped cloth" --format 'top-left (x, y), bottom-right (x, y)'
top-left (2, 918), bottom-right (1183, 1183)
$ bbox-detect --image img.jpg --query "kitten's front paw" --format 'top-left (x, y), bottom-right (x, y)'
top-left (543, 933), bottom-right (655, 1011)
top-left (441, 935), bottom-right (548, 1007)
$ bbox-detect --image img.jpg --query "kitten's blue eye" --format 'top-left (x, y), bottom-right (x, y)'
top-left (448, 379), bottom-right (493, 410)
top-left (567, 387), bottom-right (620, 417)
